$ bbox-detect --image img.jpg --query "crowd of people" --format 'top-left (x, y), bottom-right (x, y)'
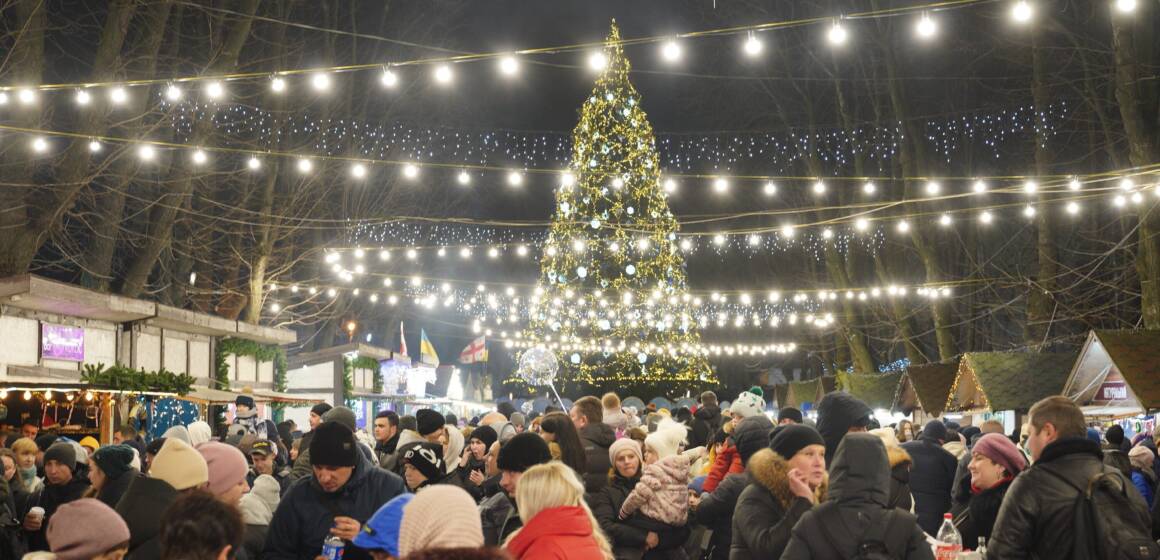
top-left (0, 388), bottom-right (1158, 559)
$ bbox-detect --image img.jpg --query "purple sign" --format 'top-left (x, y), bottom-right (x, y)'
top-left (41, 324), bottom-right (84, 361)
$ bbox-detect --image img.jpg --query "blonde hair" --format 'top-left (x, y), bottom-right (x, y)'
top-left (601, 392), bottom-right (621, 410)
top-left (11, 438), bottom-right (37, 457)
top-left (507, 462), bottom-right (613, 559)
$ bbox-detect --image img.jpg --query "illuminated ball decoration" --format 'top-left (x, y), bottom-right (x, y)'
top-left (516, 346), bottom-right (559, 386)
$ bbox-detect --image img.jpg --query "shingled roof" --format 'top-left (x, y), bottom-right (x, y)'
top-left (785, 378), bottom-right (821, 408)
top-left (847, 372), bottom-right (904, 410)
top-left (961, 352), bottom-right (1078, 412)
top-left (1065, 330), bottom-right (1160, 411)
top-left (904, 362), bottom-right (959, 416)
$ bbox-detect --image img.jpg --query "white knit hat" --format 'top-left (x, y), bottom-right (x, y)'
top-left (644, 418), bottom-right (688, 460)
top-left (731, 388), bottom-right (765, 419)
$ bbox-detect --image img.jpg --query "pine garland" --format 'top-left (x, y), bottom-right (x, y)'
top-left (80, 363), bottom-right (196, 395)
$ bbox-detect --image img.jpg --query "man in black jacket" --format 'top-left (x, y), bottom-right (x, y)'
top-left (989, 396), bottom-right (1152, 559)
top-left (689, 391), bottom-right (724, 449)
top-left (901, 420), bottom-right (958, 535)
top-left (571, 396), bottom-right (616, 493)
top-left (263, 421), bottom-right (406, 560)
top-left (372, 410), bottom-right (400, 469)
top-left (479, 433), bottom-right (551, 546)
top-left (22, 443), bottom-right (90, 552)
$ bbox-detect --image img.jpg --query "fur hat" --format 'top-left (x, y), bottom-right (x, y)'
top-left (644, 418), bottom-right (688, 460)
top-left (731, 387), bottom-right (766, 419)
top-left (149, 438), bottom-right (208, 491)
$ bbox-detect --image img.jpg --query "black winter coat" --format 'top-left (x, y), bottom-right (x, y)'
top-left (262, 451), bottom-right (407, 560)
top-left (695, 472), bottom-right (747, 560)
top-left (591, 472), bottom-right (688, 560)
top-left (729, 449), bottom-right (817, 560)
top-left (689, 405), bottom-right (724, 449)
top-left (24, 474), bottom-right (90, 552)
top-left (96, 469), bottom-right (140, 510)
top-left (578, 422), bottom-right (616, 494)
top-left (900, 436), bottom-right (957, 534)
top-left (988, 437), bottom-right (1150, 560)
top-left (949, 474), bottom-right (1012, 547)
top-left (115, 476), bottom-right (179, 560)
top-left (886, 445), bottom-right (914, 512)
top-left (782, 434), bottom-right (933, 560)
top-left (479, 492), bottom-right (520, 547)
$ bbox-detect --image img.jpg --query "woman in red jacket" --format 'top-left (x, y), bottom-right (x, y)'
top-left (504, 462), bottom-right (613, 560)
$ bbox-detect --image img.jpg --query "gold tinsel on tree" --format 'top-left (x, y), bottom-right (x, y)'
top-left (515, 22), bottom-right (716, 386)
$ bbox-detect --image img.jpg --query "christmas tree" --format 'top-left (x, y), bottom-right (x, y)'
top-left (515, 22), bottom-right (716, 388)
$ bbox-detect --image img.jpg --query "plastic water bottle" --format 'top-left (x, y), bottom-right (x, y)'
top-left (935, 513), bottom-right (962, 560)
top-left (977, 536), bottom-right (987, 555)
top-left (321, 535), bottom-right (344, 560)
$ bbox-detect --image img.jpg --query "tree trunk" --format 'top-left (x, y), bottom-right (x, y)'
top-left (1025, 30), bottom-right (1060, 347)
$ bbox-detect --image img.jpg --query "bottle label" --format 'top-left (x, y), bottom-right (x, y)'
top-left (935, 544), bottom-right (962, 560)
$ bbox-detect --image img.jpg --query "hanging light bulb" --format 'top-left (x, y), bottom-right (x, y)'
top-left (763, 182), bottom-right (777, 196)
top-left (247, 156), bottom-right (261, 170)
top-left (1023, 204), bottom-right (1037, 218)
top-left (713, 178), bottom-right (729, 193)
top-left (1068, 177), bottom-right (1082, 190)
top-left (498, 55), bottom-right (520, 76)
top-left (743, 32), bottom-right (764, 56)
top-left (380, 67), bottom-right (399, 88)
top-left (854, 218), bottom-right (870, 232)
top-left (310, 72), bottom-right (331, 92)
top-left (588, 51), bottom-right (608, 71)
top-left (84, 391), bottom-right (93, 402)
top-left (191, 148), bottom-right (208, 165)
top-left (1115, 0), bottom-right (1137, 13)
top-left (925, 181), bottom-right (941, 196)
top-left (915, 13), bottom-right (938, 39)
top-left (664, 178), bottom-right (678, 194)
top-left (812, 180), bottom-right (826, 195)
top-left (88, 140), bottom-right (102, 153)
top-left (75, 89), bottom-right (92, 106)
top-left (1023, 180), bottom-right (1038, 194)
top-left (661, 39), bottom-right (683, 62)
top-left (17, 89), bottom-right (36, 105)
top-left (827, 20), bottom-right (849, 46)
top-left (402, 164), bottom-right (419, 179)
top-left (43, 390), bottom-right (51, 399)
top-left (972, 180), bottom-right (988, 194)
top-left (108, 86), bottom-right (128, 105)
top-left (270, 76), bottom-right (286, 92)
top-left (457, 170), bottom-right (471, 185)
top-left (30, 137), bottom-right (48, 154)
top-left (350, 163), bottom-right (367, 179)
top-left (1011, 0), bottom-right (1033, 23)
top-left (1066, 201), bottom-right (1080, 215)
top-left (433, 65), bottom-right (454, 85)
top-left (296, 158), bottom-right (313, 173)
top-left (165, 84), bottom-right (183, 101)
top-left (979, 211), bottom-right (994, 224)
top-left (939, 214), bottom-right (953, 227)
top-left (22, 391), bottom-right (31, 401)
top-left (138, 144), bottom-right (156, 161)
top-left (863, 182), bottom-right (876, 195)
top-left (204, 81), bottom-right (225, 100)
top-left (507, 171), bottom-right (524, 186)
top-left (896, 220), bottom-right (911, 233)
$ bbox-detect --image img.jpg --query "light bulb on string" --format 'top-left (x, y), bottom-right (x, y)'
top-left (498, 55), bottom-right (520, 76)
top-left (925, 181), bottom-right (941, 196)
top-left (972, 180), bottom-right (988, 194)
top-left (863, 182), bottom-right (876, 195)
top-left (433, 65), bottom-right (454, 85)
top-left (827, 20), bottom-right (849, 46)
top-left (165, 84), bottom-right (183, 101)
top-left (17, 89), bottom-right (36, 105)
top-left (1023, 180), bottom-right (1038, 194)
top-left (1068, 177), bottom-right (1082, 190)
top-left (88, 140), bottom-right (102, 153)
top-left (350, 163), bottom-right (368, 179)
top-left (812, 180), bottom-right (826, 195)
top-left (1066, 201), bottom-right (1080, 215)
top-left (22, 391), bottom-right (31, 401)
top-left (854, 218), bottom-right (870, 232)
top-left (713, 178), bottom-right (728, 193)
top-left (380, 67), bottom-right (399, 88)
top-left (109, 86), bottom-right (128, 105)
top-left (30, 137), bottom-right (48, 154)
top-left (191, 149), bottom-right (208, 165)
top-left (743, 32), bottom-right (764, 57)
top-left (296, 158), bottom-right (313, 174)
top-left (915, 12), bottom-right (938, 39)
top-left (663, 178), bottom-right (677, 194)
top-left (75, 89), bottom-right (91, 106)
top-left (939, 214), bottom-right (953, 227)
top-left (402, 164), bottom-right (419, 179)
top-left (138, 145), bottom-right (156, 161)
top-left (763, 182), bottom-right (777, 196)
top-left (204, 81), bottom-right (225, 100)
top-left (507, 171), bottom-right (524, 186)
top-left (1011, 0), bottom-right (1033, 23)
top-left (310, 72), bottom-right (332, 92)
top-left (1115, 0), bottom-right (1137, 13)
top-left (457, 170), bottom-right (471, 185)
top-left (247, 156), bottom-right (261, 170)
top-left (588, 51), bottom-right (608, 71)
top-left (1132, 192), bottom-right (1144, 204)
top-left (1023, 204), bottom-right (1037, 218)
top-left (1120, 178), bottom-right (1135, 191)
top-left (661, 39), bottom-right (683, 62)
top-left (1114, 195), bottom-right (1127, 208)
top-left (979, 210), bottom-right (994, 224)
top-left (270, 76), bottom-right (286, 93)
top-left (896, 220), bottom-right (911, 233)
top-left (0, 92), bottom-right (9, 105)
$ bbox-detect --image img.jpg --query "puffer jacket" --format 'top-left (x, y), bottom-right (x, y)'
top-left (619, 454), bottom-right (691, 527)
top-left (505, 505), bottom-right (606, 560)
top-left (689, 405), bottom-right (724, 449)
top-left (578, 423), bottom-right (616, 494)
top-left (729, 448), bottom-right (825, 560)
top-left (989, 437), bottom-right (1151, 559)
top-left (900, 436), bottom-right (957, 534)
top-left (781, 434), bottom-right (932, 560)
top-left (263, 450), bottom-right (407, 560)
top-left (1133, 468), bottom-right (1156, 509)
top-left (885, 444), bottom-right (914, 511)
top-left (480, 492), bottom-right (521, 547)
top-left (702, 444), bottom-right (742, 493)
top-left (591, 472), bottom-right (688, 560)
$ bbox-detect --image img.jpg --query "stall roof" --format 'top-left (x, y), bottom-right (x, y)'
top-left (785, 378), bottom-right (821, 408)
top-left (847, 372), bottom-right (904, 410)
top-left (289, 343), bottom-right (398, 368)
top-left (0, 275), bottom-right (154, 322)
top-left (1065, 330), bottom-right (1160, 411)
top-left (904, 362), bottom-right (959, 416)
top-left (773, 384), bottom-right (789, 409)
top-left (893, 374), bottom-right (919, 414)
top-left (0, 275), bottom-right (295, 345)
top-left (961, 351), bottom-right (1078, 412)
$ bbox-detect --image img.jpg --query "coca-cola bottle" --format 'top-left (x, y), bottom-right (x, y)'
top-left (935, 513), bottom-right (962, 560)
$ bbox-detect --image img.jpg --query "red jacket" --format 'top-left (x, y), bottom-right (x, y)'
top-left (505, 505), bottom-right (607, 560)
top-left (702, 444), bottom-right (743, 493)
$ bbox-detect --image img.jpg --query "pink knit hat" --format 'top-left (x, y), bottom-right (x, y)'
top-left (608, 437), bottom-right (642, 466)
top-left (46, 498), bottom-right (130, 560)
top-left (971, 433), bottom-right (1027, 476)
top-left (398, 485), bottom-right (484, 556)
top-left (197, 442), bottom-right (249, 498)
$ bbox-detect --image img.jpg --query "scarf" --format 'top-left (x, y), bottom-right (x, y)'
top-left (19, 466), bottom-right (37, 487)
top-left (971, 474), bottom-right (1014, 495)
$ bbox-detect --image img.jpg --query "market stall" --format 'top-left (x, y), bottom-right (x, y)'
top-left (901, 362), bottom-right (960, 422)
top-left (954, 351), bottom-right (1077, 431)
top-left (283, 343), bottom-right (398, 430)
top-left (846, 371), bottom-right (905, 411)
top-left (1063, 330), bottom-right (1160, 421)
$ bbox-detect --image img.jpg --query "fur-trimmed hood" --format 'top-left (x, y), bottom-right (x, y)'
top-left (886, 444), bottom-right (912, 468)
top-left (746, 448), bottom-right (827, 510)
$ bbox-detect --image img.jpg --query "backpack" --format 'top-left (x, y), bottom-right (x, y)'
top-left (1040, 464), bottom-right (1160, 560)
top-left (816, 505), bottom-right (913, 560)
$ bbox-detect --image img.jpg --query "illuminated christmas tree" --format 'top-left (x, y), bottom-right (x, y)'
top-left (515, 22), bottom-right (716, 388)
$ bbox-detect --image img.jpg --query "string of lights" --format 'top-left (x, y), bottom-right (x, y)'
top-left (0, 0), bottom-right (1056, 98)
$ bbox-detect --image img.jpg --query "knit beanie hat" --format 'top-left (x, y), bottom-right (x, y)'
top-left (398, 486), bottom-right (484, 556)
top-left (353, 493), bottom-right (414, 555)
top-left (311, 403), bottom-right (333, 417)
top-left (469, 425), bottom-right (498, 450)
top-left (149, 438), bottom-right (208, 491)
top-left (187, 421), bottom-right (213, 447)
top-left (922, 420), bottom-right (949, 442)
top-left (731, 387), bottom-right (765, 419)
top-left (92, 444), bottom-right (135, 480)
top-left (972, 433), bottom-right (1027, 476)
top-left (163, 425), bottom-right (191, 444)
top-left (401, 442), bottom-right (445, 481)
top-left (43, 442), bottom-right (77, 472)
top-left (323, 406), bottom-right (358, 432)
top-left (46, 498), bottom-right (130, 560)
top-left (1130, 445), bottom-right (1156, 472)
top-left (35, 434), bottom-right (58, 452)
top-left (235, 395), bottom-right (256, 409)
top-left (416, 409), bottom-right (444, 436)
top-left (197, 442), bottom-right (249, 498)
top-left (78, 436), bottom-right (99, 452)
top-left (777, 407), bottom-right (804, 424)
top-left (1107, 424), bottom-right (1126, 446)
top-left (510, 412), bottom-right (526, 429)
top-left (732, 415), bottom-right (775, 464)
top-left (608, 437), bottom-right (643, 467)
top-left (497, 433), bottom-right (551, 472)
top-left (310, 421), bottom-right (358, 468)
top-left (769, 424), bottom-right (825, 461)
top-left (644, 418), bottom-right (688, 460)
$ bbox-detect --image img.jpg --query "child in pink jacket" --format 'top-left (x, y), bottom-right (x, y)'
top-left (619, 419), bottom-right (704, 527)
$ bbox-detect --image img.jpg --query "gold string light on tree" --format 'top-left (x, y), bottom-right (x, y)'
top-left (521, 22), bottom-right (715, 387)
